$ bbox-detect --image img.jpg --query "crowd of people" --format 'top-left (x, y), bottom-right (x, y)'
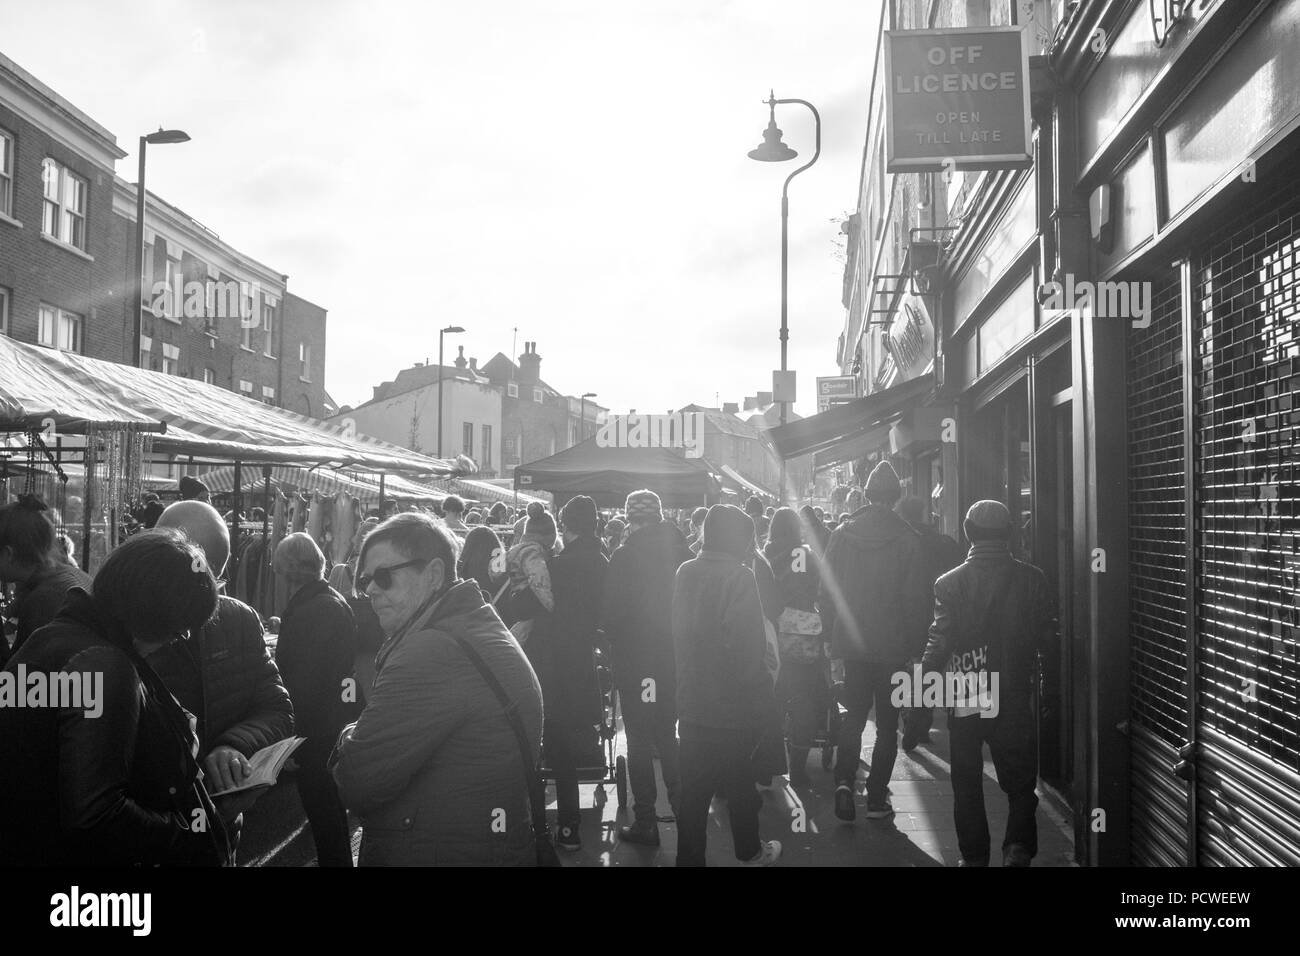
top-left (0, 460), bottom-right (1055, 868)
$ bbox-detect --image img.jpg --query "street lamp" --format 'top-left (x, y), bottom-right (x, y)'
top-left (437, 325), bottom-right (465, 458)
top-left (133, 128), bottom-right (190, 368)
top-left (749, 91), bottom-right (819, 505)
top-left (578, 392), bottom-right (597, 446)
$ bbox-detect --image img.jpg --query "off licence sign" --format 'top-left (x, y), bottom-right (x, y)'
top-left (817, 376), bottom-right (856, 411)
top-left (884, 25), bottom-right (1032, 172)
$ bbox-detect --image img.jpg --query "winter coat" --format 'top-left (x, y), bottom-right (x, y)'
top-left (148, 595), bottom-right (294, 758)
top-left (673, 552), bottom-right (769, 731)
top-left (10, 561), bottom-right (91, 655)
top-left (912, 524), bottom-right (965, 593)
top-left (275, 580), bottom-right (357, 764)
top-left (921, 542), bottom-right (1056, 701)
top-left (765, 542), bottom-right (821, 616)
top-left (332, 579), bottom-right (543, 866)
top-left (601, 520), bottom-right (690, 694)
top-left (0, 589), bottom-right (231, 866)
top-left (749, 550), bottom-right (783, 624)
top-left (818, 504), bottom-right (930, 665)
top-left (530, 534), bottom-right (605, 732)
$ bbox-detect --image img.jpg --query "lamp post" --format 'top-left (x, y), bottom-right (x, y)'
top-left (437, 325), bottom-right (465, 458)
top-left (133, 128), bottom-right (190, 368)
top-left (748, 92), bottom-right (819, 504)
top-left (578, 392), bottom-right (596, 446)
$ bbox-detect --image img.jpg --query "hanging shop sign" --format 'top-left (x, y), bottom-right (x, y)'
top-left (884, 25), bottom-right (1033, 172)
top-left (816, 375), bottom-right (857, 413)
top-left (886, 292), bottom-right (934, 382)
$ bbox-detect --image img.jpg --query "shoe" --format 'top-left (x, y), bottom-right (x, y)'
top-left (834, 785), bottom-right (856, 822)
top-left (556, 824), bottom-right (581, 852)
top-left (618, 820), bottom-right (661, 846)
top-left (958, 857), bottom-right (989, 867)
top-left (1003, 843), bottom-right (1032, 867)
top-left (742, 840), bottom-right (782, 866)
top-left (865, 796), bottom-right (894, 819)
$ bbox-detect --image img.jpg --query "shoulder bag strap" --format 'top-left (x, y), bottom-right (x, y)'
top-left (447, 633), bottom-right (548, 843)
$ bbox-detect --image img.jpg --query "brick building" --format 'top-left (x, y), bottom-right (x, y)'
top-left (483, 342), bottom-right (596, 476)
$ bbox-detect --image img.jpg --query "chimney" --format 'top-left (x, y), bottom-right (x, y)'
top-left (722, 402), bottom-right (739, 415)
top-left (519, 341), bottom-right (542, 385)
top-left (468, 357), bottom-right (478, 373)
top-left (454, 345), bottom-right (467, 370)
top-left (743, 397), bottom-right (758, 411)
top-left (757, 391), bottom-right (773, 406)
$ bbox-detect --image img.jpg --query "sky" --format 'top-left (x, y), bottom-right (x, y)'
top-left (2, 0), bottom-right (882, 418)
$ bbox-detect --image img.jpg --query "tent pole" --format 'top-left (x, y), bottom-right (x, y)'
top-left (262, 465), bottom-right (272, 616)
top-left (379, 473), bottom-right (387, 514)
top-left (80, 442), bottom-right (93, 573)
top-left (231, 461), bottom-right (242, 592)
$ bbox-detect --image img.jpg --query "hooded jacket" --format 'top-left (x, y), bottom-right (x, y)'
top-left (332, 579), bottom-right (543, 866)
top-left (601, 519), bottom-right (690, 691)
top-left (818, 503), bottom-right (930, 664)
top-left (0, 589), bottom-right (231, 866)
top-left (275, 579), bottom-right (358, 764)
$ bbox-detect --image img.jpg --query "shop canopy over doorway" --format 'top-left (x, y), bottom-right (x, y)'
top-left (767, 373), bottom-right (934, 461)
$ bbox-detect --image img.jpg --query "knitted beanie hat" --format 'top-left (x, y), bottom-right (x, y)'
top-left (624, 489), bottom-right (663, 524)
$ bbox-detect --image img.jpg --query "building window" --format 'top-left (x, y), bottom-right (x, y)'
top-left (0, 285), bottom-right (9, 336)
top-left (162, 342), bottom-right (179, 375)
top-left (0, 128), bottom-right (13, 218)
top-left (262, 303), bottom-right (276, 357)
top-left (139, 334), bottom-right (153, 368)
top-left (241, 319), bottom-right (252, 350)
top-left (262, 385), bottom-right (276, 405)
top-left (482, 424), bottom-right (492, 468)
top-left (160, 258), bottom-right (180, 319)
top-left (238, 379), bottom-right (253, 394)
top-left (41, 158), bottom-right (87, 250)
top-left (299, 342), bottom-right (312, 381)
top-left (506, 381), bottom-right (518, 398)
top-left (463, 422), bottom-right (474, 458)
top-left (533, 387), bottom-right (543, 404)
top-left (37, 304), bottom-right (82, 353)
top-left (203, 367), bottom-right (215, 385)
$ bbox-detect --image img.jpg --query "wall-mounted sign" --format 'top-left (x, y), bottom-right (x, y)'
top-left (816, 375), bottom-right (857, 412)
top-left (887, 292), bottom-right (934, 382)
top-left (884, 25), bottom-right (1032, 172)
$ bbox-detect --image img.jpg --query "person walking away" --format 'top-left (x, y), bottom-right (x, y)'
top-left (818, 461), bottom-right (930, 822)
top-left (0, 529), bottom-right (232, 865)
top-left (896, 497), bottom-right (964, 751)
top-left (921, 500), bottom-right (1055, 867)
top-left (541, 496), bottom-right (608, 851)
top-left (602, 489), bottom-right (689, 846)
top-left (333, 514), bottom-right (543, 865)
top-left (459, 525), bottom-right (507, 602)
top-left (798, 504), bottom-right (830, 557)
top-left (273, 532), bottom-right (358, 867)
top-left (674, 504), bottom-right (782, 866)
top-left (765, 508), bottom-right (826, 789)
top-left (148, 502), bottom-right (294, 857)
top-left (501, 509), bottom-right (556, 644)
top-left (745, 541), bottom-right (787, 788)
top-left (686, 506), bottom-right (708, 554)
top-left (442, 495), bottom-right (469, 534)
top-left (0, 496), bottom-right (92, 665)
top-left (744, 496), bottom-right (768, 544)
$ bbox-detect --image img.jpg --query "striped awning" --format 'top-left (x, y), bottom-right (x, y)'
top-left (720, 464), bottom-right (775, 500)
top-left (436, 477), bottom-right (548, 506)
top-left (194, 465), bottom-right (446, 504)
top-left (0, 335), bottom-right (458, 475)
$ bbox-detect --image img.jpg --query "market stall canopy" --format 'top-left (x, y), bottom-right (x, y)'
top-left (767, 373), bottom-right (934, 461)
top-left (514, 437), bottom-right (721, 508)
top-left (0, 335), bottom-right (459, 475)
top-left (719, 464), bottom-right (776, 500)
top-left (195, 465), bottom-right (446, 504)
top-left (438, 477), bottom-right (548, 506)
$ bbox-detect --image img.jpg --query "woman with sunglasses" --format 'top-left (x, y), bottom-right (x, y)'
top-left (332, 513), bottom-right (544, 866)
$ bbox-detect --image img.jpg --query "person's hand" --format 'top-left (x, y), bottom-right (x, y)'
top-left (214, 789), bottom-right (261, 823)
top-left (204, 745), bottom-right (251, 794)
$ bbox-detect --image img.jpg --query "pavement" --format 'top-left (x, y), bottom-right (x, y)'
top-left (240, 707), bottom-right (1076, 867)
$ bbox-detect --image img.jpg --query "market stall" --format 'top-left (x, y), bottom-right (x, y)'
top-left (514, 436), bottom-right (722, 509)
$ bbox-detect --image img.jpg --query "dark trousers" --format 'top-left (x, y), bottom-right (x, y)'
top-left (833, 661), bottom-right (900, 799)
top-left (948, 699), bottom-right (1038, 863)
top-left (776, 660), bottom-right (827, 749)
top-left (544, 718), bottom-right (581, 831)
top-left (619, 682), bottom-right (681, 824)
top-left (676, 723), bottom-right (761, 866)
top-left (297, 753), bottom-right (353, 867)
top-left (751, 679), bottom-right (787, 783)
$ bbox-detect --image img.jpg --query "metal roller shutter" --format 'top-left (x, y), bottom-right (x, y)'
top-left (1191, 169), bottom-right (1300, 867)
top-left (1127, 272), bottom-right (1191, 866)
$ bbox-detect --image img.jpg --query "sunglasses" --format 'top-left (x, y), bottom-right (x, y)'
top-left (358, 558), bottom-right (430, 592)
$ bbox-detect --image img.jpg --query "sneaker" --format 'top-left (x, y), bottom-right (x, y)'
top-left (865, 796), bottom-right (894, 819)
top-left (618, 820), bottom-right (661, 847)
top-left (1003, 843), bottom-right (1032, 867)
top-left (834, 785), bottom-right (856, 822)
top-left (556, 825), bottom-right (581, 852)
top-left (742, 840), bottom-right (783, 866)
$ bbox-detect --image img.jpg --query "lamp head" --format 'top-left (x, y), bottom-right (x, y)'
top-left (582, 392), bottom-right (597, 399)
top-left (145, 128), bottom-right (190, 145)
top-left (442, 325), bottom-right (465, 334)
top-left (748, 93), bottom-right (796, 162)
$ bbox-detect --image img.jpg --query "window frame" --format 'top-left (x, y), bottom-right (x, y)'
top-left (161, 342), bottom-right (179, 375)
top-left (262, 302), bottom-right (276, 357)
top-left (139, 333), bottom-right (153, 367)
top-left (41, 158), bottom-right (88, 251)
top-left (507, 381), bottom-right (518, 398)
top-left (482, 424), bottom-right (492, 468)
top-left (463, 422), bottom-right (474, 458)
top-left (0, 128), bottom-right (14, 219)
top-left (238, 379), bottom-right (253, 395)
top-left (0, 285), bottom-right (9, 335)
top-left (298, 341), bottom-right (312, 381)
top-left (262, 385), bottom-right (276, 405)
top-left (533, 387), bottom-right (543, 404)
top-left (203, 367), bottom-right (216, 385)
top-left (37, 303), bottom-right (83, 353)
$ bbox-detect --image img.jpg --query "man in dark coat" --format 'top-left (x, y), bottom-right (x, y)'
top-left (818, 461), bottom-right (931, 822)
top-left (148, 502), bottom-right (294, 856)
top-left (921, 500), bottom-right (1055, 866)
top-left (602, 489), bottom-right (690, 846)
top-left (274, 532), bottom-right (358, 867)
top-left (897, 496), bottom-right (965, 751)
top-left (541, 495), bottom-right (608, 851)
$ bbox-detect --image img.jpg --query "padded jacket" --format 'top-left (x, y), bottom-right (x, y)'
top-left (602, 520), bottom-right (690, 693)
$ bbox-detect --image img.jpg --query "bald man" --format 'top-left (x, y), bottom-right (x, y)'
top-left (147, 501), bottom-right (294, 849)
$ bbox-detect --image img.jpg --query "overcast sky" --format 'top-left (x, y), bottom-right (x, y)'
top-left (4, 0), bottom-right (881, 417)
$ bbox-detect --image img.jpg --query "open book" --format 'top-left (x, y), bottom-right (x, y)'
top-left (208, 736), bottom-right (305, 797)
